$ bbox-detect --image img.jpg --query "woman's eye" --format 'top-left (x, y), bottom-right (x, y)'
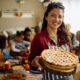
top-left (50, 14), bottom-right (63, 19)
top-left (59, 15), bottom-right (63, 19)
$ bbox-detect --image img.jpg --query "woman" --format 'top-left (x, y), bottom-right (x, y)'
top-left (29, 2), bottom-right (74, 80)
top-left (0, 35), bottom-right (12, 60)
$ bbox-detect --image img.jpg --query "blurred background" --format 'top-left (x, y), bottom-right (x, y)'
top-left (0, 0), bottom-right (80, 34)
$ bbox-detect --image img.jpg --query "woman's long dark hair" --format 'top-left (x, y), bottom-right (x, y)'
top-left (41, 2), bottom-right (68, 43)
top-left (57, 22), bottom-right (68, 43)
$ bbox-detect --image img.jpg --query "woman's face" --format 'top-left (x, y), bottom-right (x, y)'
top-left (46, 8), bottom-right (64, 30)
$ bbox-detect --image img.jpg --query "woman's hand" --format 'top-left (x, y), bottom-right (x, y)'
top-left (70, 49), bottom-right (76, 54)
top-left (31, 56), bottom-right (42, 69)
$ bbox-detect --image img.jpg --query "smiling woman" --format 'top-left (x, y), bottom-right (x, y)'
top-left (29, 2), bottom-right (77, 80)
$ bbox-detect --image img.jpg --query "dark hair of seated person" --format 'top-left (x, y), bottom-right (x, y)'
top-left (16, 31), bottom-right (24, 37)
top-left (0, 35), bottom-right (7, 50)
top-left (24, 27), bottom-right (31, 34)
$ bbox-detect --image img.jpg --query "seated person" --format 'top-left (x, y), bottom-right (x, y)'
top-left (23, 27), bottom-right (33, 42)
top-left (10, 31), bottom-right (30, 61)
top-left (0, 35), bottom-right (26, 68)
top-left (76, 30), bottom-right (80, 44)
top-left (0, 35), bottom-right (13, 69)
top-left (34, 26), bottom-right (41, 35)
top-left (0, 35), bottom-right (12, 60)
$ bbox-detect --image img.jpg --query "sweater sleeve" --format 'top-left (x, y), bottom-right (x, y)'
top-left (29, 35), bottom-right (42, 62)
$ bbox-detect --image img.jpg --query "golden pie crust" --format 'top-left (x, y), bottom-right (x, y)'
top-left (41, 48), bottom-right (79, 71)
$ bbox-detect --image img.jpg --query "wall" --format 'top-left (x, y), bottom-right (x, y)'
top-left (0, 0), bottom-right (44, 31)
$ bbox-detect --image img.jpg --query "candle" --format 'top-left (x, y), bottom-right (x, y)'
top-left (4, 61), bottom-right (11, 70)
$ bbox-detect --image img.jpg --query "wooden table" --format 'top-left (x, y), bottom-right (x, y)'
top-left (25, 71), bottom-right (42, 80)
top-left (0, 66), bottom-right (42, 80)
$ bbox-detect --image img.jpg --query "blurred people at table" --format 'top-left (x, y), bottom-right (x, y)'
top-left (24, 27), bottom-right (33, 42)
top-left (0, 35), bottom-right (8, 68)
top-left (0, 35), bottom-right (27, 69)
top-left (10, 31), bottom-right (30, 61)
top-left (76, 30), bottom-right (80, 44)
top-left (0, 35), bottom-right (12, 60)
top-left (75, 30), bottom-right (80, 60)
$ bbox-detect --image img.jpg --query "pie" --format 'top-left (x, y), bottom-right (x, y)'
top-left (41, 48), bottom-right (79, 70)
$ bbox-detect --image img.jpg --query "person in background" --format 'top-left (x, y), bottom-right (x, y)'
top-left (0, 35), bottom-right (12, 69)
top-left (24, 27), bottom-right (33, 42)
top-left (29, 2), bottom-right (76, 80)
top-left (0, 35), bottom-right (28, 69)
top-left (75, 30), bottom-right (80, 60)
top-left (7, 31), bottom-right (13, 43)
top-left (0, 35), bottom-right (12, 60)
top-left (10, 31), bottom-right (30, 61)
top-left (64, 24), bottom-right (78, 52)
top-left (76, 30), bottom-right (80, 44)
top-left (7, 31), bottom-right (13, 50)
top-left (34, 25), bottom-right (41, 35)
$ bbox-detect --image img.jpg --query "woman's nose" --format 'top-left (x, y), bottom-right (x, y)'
top-left (55, 17), bottom-right (59, 22)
